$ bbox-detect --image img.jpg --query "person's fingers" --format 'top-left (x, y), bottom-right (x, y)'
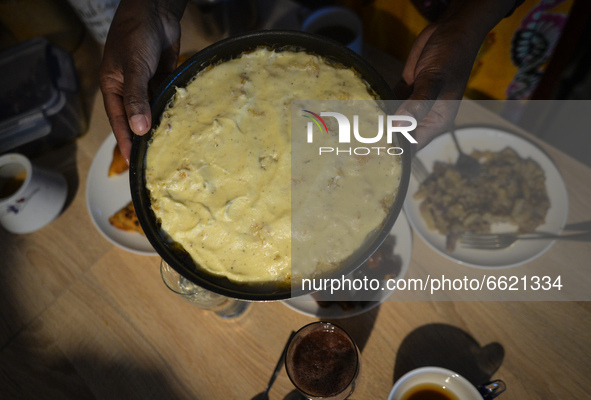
top-left (401, 24), bottom-right (438, 87)
top-left (112, 121), bottom-right (133, 164)
top-left (395, 102), bottom-right (433, 151)
top-left (393, 24), bottom-right (444, 150)
top-left (98, 0), bottom-right (185, 161)
top-left (395, 21), bottom-right (473, 150)
top-left (102, 88), bottom-right (133, 163)
top-left (122, 57), bottom-right (153, 136)
top-left (393, 79), bottom-right (412, 100)
top-left (409, 101), bottom-right (457, 149)
top-left (100, 59), bottom-right (134, 163)
top-left (395, 74), bottom-right (442, 150)
top-left (149, 38), bottom-right (181, 97)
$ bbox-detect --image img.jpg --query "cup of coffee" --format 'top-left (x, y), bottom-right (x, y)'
top-left (285, 321), bottom-right (359, 400)
top-left (301, 6), bottom-right (363, 54)
top-left (388, 367), bottom-right (506, 400)
top-left (0, 153), bottom-right (67, 234)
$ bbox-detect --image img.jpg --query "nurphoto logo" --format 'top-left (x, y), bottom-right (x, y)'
top-left (303, 110), bottom-right (417, 156)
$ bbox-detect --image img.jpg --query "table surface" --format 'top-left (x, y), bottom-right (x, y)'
top-left (1, 4), bottom-right (591, 399)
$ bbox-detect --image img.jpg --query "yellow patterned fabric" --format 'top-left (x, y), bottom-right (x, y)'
top-left (341, 0), bottom-right (574, 100)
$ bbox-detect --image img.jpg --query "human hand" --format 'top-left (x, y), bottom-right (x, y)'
top-left (395, 0), bottom-right (519, 151)
top-left (99, 0), bottom-right (187, 162)
top-left (394, 23), bottom-right (471, 151)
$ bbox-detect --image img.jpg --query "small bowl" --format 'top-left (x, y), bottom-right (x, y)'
top-left (129, 30), bottom-right (410, 301)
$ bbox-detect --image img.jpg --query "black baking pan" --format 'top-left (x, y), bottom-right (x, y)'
top-left (130, 30), bottom-right (410, 301)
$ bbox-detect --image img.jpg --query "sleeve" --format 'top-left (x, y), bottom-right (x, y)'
top-left (506, 0), bottom-right (526, 17)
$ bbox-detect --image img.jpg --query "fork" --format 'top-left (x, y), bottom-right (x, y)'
top-left (459, 231), bottom-right (591, 250)
top-left (450, 127), bottom-right (481, 180)
top-left (411, 157), bottom-right (430, 183)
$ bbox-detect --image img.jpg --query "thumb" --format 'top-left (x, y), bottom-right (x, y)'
top-left (395, 72), bottom-right (456, 150)
top-left (395, 81), bottom-right (439, 150)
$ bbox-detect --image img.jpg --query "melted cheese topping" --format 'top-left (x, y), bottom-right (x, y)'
top-left (146, 48), bottom-right (401, 289)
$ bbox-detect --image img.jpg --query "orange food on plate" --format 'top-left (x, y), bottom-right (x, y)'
top-left (108, 145), bottom-right (129, 177)
top-left (109, 201), bottom-right (144, 235)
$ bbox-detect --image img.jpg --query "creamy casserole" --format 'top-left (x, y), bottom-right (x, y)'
top-left (146, 48), bottom-right (401, 288)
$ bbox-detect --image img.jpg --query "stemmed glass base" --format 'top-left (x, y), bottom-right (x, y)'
top-left (160, 259), bottom-right (249, 319)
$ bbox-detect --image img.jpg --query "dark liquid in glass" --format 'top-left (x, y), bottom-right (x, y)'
top-left (290, 329), bottom-right (358, 397)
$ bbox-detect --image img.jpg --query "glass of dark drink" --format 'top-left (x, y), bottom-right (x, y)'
top-left (285, 322), bottom-right (360, 400)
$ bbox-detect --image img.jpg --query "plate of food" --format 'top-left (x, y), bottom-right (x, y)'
top-left (404, 126), bottom-right (569, 269)
top-left (281, 211), bottom-right (412, 319)
top-left (86, 134), bottom-right (156, 255)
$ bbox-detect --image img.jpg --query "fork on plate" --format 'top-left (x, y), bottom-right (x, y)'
top-left (411, 157), bottom-right (430, 183)
top-left (459, 231), bottom-right (591, 250)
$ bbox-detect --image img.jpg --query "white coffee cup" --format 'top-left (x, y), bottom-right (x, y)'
top-left (302, 6), bottom-right (363, 54)
top-left (388, 367), bottom-right (505, 400)
top-left (0, 153), bottom-right (67, 234)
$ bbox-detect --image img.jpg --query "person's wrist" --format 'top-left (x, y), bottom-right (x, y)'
top-left (440, 0), bottom-right (519, 40)
top-left (115, 0), bottom-right (187, 20)
top-left (505, 0), bottom-right (526, 17)
top-left (155, 0), bottom-right (189, 20)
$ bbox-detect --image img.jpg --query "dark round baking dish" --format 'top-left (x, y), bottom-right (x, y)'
top-left (130, 30), bottom-right (411, 301)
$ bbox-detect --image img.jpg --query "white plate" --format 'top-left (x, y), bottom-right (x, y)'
top-left (282, 211), bottom-right (412, 319)
top-left (86, 134), bottom-right (156, 255)
top-left (403, 126), bottom-right (569, 269)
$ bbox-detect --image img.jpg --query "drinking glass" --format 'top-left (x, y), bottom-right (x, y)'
top-left (160, 259), bottom-right (248, 319)
top-left (285, 322), bottom-right (360, 400)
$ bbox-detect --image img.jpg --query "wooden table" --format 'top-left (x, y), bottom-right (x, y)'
top-left (1, 4), bottom-right (590, 399)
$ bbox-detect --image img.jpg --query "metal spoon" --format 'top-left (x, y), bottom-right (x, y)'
top-left (251, 331), bottom-right (296, 400)
top-left (450, 127), bottom-right (481, 180)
